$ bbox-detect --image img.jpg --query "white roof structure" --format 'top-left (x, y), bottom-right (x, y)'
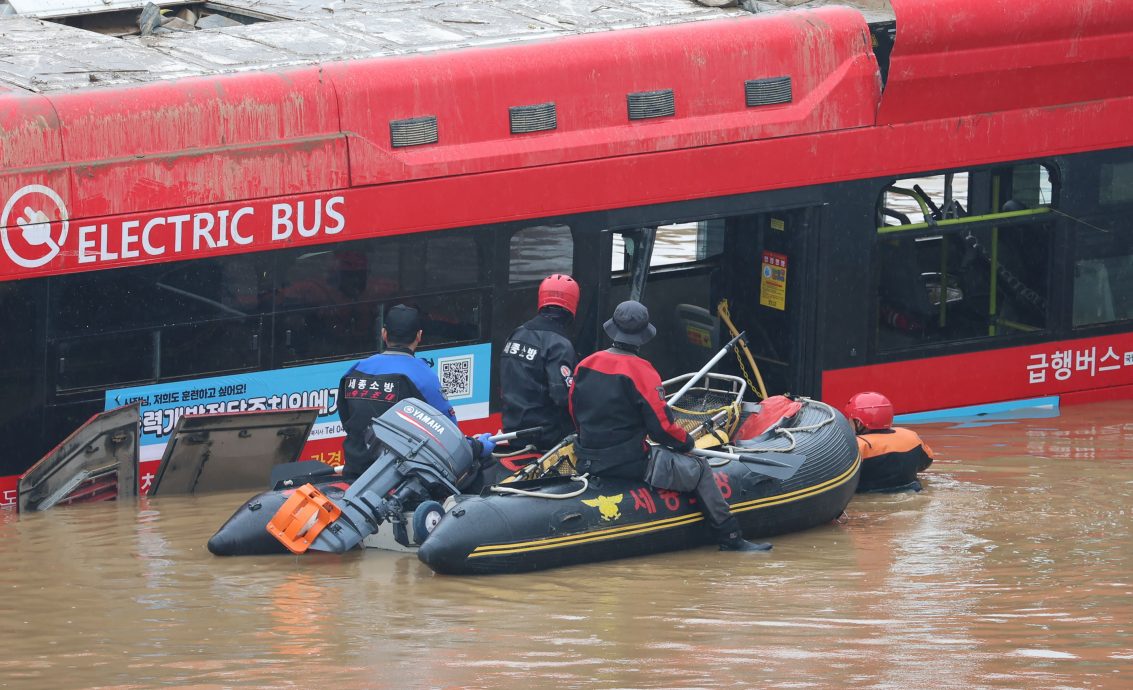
top-left (0, 0), bottom-right (893, 93)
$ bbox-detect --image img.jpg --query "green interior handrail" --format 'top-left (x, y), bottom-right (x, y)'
top-left (883, 185), bottom-right (933, 223)
top-left (876, 207), bottom-right (1051, 235)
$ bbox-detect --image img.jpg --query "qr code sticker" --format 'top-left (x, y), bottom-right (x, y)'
top-left (438, 354), bottom-right (474, 400)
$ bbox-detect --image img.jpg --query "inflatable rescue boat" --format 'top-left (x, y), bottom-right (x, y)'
top-left (207, 398), bottom-right (486, 556)
top-left (418, 376), bottom-right (860, 574)
top-left (209, 372), bottom-right (859, 570)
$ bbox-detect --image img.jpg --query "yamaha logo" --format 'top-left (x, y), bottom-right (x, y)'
top-left (403, 404), bottom-right (416, 414)
top-left (1, 184), bottom-right (69, 269)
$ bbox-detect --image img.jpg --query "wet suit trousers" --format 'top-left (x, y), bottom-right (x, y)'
top-left (644, 448), bottom-right (732, 529)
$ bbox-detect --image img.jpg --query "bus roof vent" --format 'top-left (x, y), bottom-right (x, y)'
top-left (509, 102), bottom-right (557, 134)
top-left (745, 77), bottom-right (792, 107)
top-left (390, 116), bottom-right (439, 148)
top-left (627, 89), bottom-right (675, 120)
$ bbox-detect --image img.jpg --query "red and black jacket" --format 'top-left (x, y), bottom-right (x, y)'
top-left (569, 348), bottom-right (692, 477)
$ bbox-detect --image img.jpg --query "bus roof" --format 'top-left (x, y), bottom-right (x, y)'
top-left (2, 0), bottom-right (1131, 286)
top-left (0, 0), bottom-right (894, 94)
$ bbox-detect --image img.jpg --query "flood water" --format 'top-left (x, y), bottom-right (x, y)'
top-left (2, 401), bottom-right (1132, 689)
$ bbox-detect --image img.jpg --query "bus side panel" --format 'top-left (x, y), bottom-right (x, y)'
top-left (0, 89), bottom-right (63, 169)
top-left (0, 90), bottom-right (70, 213)
top-left (822, 331), bottom-right (1133, 415)
top-left (328, 9), bottom-right (880, 185)
top-left (47, 68), bottom-right (349, 218)
top-left (878, 0), bottom-right (1133, 125)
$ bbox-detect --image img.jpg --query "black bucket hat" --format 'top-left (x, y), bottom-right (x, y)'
top-left (603, 300), bottom-right (656, 346)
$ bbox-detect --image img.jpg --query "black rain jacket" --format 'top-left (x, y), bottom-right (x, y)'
top-left (499, 307), bottom-right (578, 450)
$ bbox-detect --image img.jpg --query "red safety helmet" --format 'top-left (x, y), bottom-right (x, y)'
top-left (844, 391), bottom-right (894, 432)
top-left (538, 274), bottom-right (580, 316)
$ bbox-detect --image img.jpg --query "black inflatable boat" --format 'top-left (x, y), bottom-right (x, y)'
top-left (418, 384), bottom-right (860, 575)
top-left (208, 472), bottom-right (353, 556)
top-left (208, 398), bottom-right (481, 556)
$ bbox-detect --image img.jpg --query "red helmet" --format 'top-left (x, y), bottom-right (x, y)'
top-left (844, 392), bottom-right (894, 431)
top-left (538, 274), bottom-right (580, 316)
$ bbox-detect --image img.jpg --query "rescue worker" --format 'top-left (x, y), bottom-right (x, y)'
top-left (845, 391), bottom-right (935, 492)
top-left (339, 304), bottom-right (493, 478)
top-left (570, 300), bottom-right (770, 552)
top-left (500, 274), bottom-right (580, 452)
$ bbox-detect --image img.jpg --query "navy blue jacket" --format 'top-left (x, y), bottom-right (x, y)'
top-left (339, 347), bottom-right (456, 477)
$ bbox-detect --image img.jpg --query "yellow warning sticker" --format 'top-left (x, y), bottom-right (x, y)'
top-left (759, 250), bottom-right (787, 311)
top-left (685, 325), bottom-right (712, 348)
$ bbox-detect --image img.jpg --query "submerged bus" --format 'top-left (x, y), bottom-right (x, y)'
top-left (2, 0), bottom-right (1132, 503)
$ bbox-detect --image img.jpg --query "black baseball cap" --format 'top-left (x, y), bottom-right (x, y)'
top-left (384, 304), bottom-right (421, 340)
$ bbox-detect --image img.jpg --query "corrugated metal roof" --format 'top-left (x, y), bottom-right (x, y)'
top-left (0, 0), bottom-right (892, 93)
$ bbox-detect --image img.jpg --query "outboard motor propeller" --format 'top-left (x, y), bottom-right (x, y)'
top-left (267, 399), bottom-right (475, 554)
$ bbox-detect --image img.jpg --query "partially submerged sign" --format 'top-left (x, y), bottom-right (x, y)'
top-left (18, 403), bottom-right (139, 512)
top-left (150, 408), bottom-right (318, 495)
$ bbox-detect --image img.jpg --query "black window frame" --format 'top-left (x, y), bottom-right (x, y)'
top-left (867, 159), bottom-right (1065, 361)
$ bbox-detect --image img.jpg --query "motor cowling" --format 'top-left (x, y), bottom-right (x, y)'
top-left (367, 398), bottom-right (476, 497)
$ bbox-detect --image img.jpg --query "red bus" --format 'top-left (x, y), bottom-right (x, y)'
top-left (2, 0), bottom-right (1132, 503)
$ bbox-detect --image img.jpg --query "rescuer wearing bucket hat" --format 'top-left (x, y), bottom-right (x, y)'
top-left (499, 274), bottom-right (581, 454)
top-left (570, 300), bottom-right (769, 552)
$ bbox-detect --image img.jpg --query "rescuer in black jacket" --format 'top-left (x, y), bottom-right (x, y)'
top-left (570, 300), bottom-right (769, 552)
top-left (500, 274), bottom-right (580, 452)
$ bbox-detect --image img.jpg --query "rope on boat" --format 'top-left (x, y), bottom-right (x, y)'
top-left (489, 474), bottom-right (591, 499)
top-left (708, 398), bottom-right (840, 466)
top-left (495, 444), bottom-right (538, 458)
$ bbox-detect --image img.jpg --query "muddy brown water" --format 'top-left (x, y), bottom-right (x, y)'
top-left (2, 401), bottom-right (1132, 689)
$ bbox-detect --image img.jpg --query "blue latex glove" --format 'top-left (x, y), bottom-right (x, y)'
top-left (474, 433), bottom-right (496, 458)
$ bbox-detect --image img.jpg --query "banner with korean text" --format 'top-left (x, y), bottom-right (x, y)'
top-left (106, 343), bottom-right (491, 493)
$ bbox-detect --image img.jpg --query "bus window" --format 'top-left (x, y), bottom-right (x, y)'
top-left (55, 331), bottom-right (156, 391)
top-left (412, 292), bottom-right (483, 347)
top-left (509, 225), bottom-right (573, 283)
top-left (1074, 216), bottom-right (1133, 327)
top-left (1099, 159), bottom-right (1133, 205)
top-left (881, 165), bottom-right (1054, 225)
top-left (611, 221), bottom-right (725, 272)
top-left (876, 163), bottom-right (1057, 350)
top-left (1074, 157), bottom-right (1133, 326)
top-left (881, 172), bottom-right (972, 225)
top-left (607, 218), bottom-right (731, 377)
top-left (0, 279), bottom-right (46, 476)
top-left (277, 245), bottom-right (396, 311)
top-left (48, 254), bottom-right (272, 393)
top-left (275, 230), bottom-right (489, 365)
top-left (498, 225), bottom-right (576, 346)
top-left (51, 256), bottom-right (269, 336)
top-left (426, 235), bottom-right (482, 288)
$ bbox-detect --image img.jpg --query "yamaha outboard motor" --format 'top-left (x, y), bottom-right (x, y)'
top-left (267, 399), bottom-right (475, 554)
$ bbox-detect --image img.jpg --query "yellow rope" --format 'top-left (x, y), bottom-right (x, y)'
top-left (716, 299), bottom-right (768, 400)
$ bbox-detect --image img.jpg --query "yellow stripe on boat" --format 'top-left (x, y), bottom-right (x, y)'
top-left (468, 454), bottom-right (861, 558)
top-left (730, 454), bottom-right (861, 513)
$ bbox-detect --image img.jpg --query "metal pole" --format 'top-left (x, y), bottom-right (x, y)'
top-left (667, 330), bottom-right (746, 407)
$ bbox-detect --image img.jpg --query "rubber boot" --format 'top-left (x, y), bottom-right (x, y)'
top-left (716, 517), bottom-right (772, 552)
